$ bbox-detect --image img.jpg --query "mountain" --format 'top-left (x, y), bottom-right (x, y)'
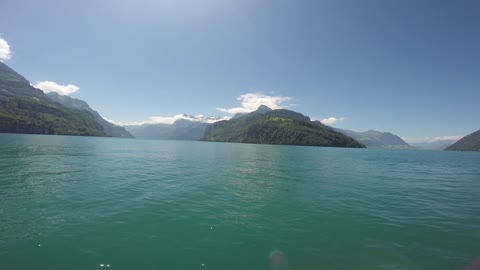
top-left (126, 123), bottom-right (171, 139)
top-left (410, 140), bottom-right (457, 150)
top-left (169, 119), bottom-right (209, 140)
top-left (0, 62), bottom-right (105, 136)
top-left (46, 92), bottom-right (133, 138)
top-left (126, 119), bottom-right (208, 140)
top-left (203, 106), bottom-right (365, 148)
top-left (334, 128), bottom-right (413, 149)
top-left (445, 129), bottom-right (480, 151)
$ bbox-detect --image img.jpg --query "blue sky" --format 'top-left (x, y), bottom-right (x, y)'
top-left (1, 0), bottom-right (479, 141)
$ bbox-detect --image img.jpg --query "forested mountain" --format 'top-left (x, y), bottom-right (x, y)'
top-left (203, 105), bottom-right (365, 148)
top-left (0, 62), bottom-right (105, 136)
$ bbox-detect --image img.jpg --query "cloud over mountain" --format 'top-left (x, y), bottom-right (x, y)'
top-left (33, 81), bottom-right (79, 96)
top-left (0, 37), bottom-right (12, 62)
top-left (217, 93), bottom-right (293, 114)
top-left (320, 117), bottom-right (346, 126)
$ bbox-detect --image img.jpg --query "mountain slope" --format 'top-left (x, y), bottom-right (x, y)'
top-left (0, 62), bottom-right (105, 136)
top-left (203, 106), bottom-right (365, 148)
top-left (46, 92), bottom-right (133, 138)
top-left (445, 130), bottom-right (480, 151)
top-left (334, 128), bottom-right (413, 149)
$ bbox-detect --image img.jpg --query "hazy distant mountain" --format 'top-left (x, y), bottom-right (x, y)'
top-left (46, 92), bottom-right (133, 138)
top-left (126, 118), bottom-right (209, 140)
top-left (410, 140), bottom-right (457, 150)
top-left (334, 128), bottom-right (413, 149)
top-left (445, 129), bottom-right (480, 151)
top-left (203, 106), bottom-right (365, 148)
top-left (0, 62), bottom-right (105, 136)
top-left (169, 119), bottom-right (209, 140)
top-left (125, 123), bottom-right (171, 139)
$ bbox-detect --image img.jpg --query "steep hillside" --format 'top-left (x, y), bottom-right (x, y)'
top-left (0, 62), bottom-right (105, 136)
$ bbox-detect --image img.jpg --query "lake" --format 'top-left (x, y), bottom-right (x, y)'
top-left (0, 134), bottom-right (479, 270)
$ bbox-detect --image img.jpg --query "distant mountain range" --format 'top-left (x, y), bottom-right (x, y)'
top-left (334, 128), bottom-right (413, 149)
top-left (445, 129), bottom-right (480, 151)
top-left (46, 92), bottom-right (133, 138)
top-left (202, 105), bottom-right (365, 148)
top-left (125, 118), bottom-right (208, 140)
top-left (0, 62), bottom-right (105, 136)
top-left (126, 106), bottom-right (416, 149)
top-left (409, 140), bottom-right (457, 151)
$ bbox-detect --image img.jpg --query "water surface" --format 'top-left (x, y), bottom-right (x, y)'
top-left (1, 134), bottom-right (479, 269)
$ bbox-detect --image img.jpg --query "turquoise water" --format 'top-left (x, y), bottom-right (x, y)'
top-left (1, 134), bottom-right (479, 270)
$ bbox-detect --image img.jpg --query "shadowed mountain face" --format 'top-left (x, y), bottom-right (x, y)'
top-left (46, 92), bottom-right (133, 138)
top-left (0, 62), bottom-right (105, 136)
top-left (203, 106), bottom-right (365, 148)
top-left (445, 129), bottom-right (480, 151)
top-left (334, 128), bottom-right (413, 149)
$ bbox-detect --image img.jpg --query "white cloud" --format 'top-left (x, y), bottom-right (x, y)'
top-left (320, 117), bottom-right (347, 126)
top-left (120, 114), bottom-right (230, 126)
top-left (102, 117), bottom-right (120, 125)
top-left (402, 135), bottom-right (464, 144)
top-left (0, 37), bottom-right (12, 62)
top-left (33, 81), bottom-right (79, 96)
top-left (217, 93), bottom-right (293, 114)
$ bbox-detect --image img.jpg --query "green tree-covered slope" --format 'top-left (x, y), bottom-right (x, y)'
top-left (0, 62), bottom-right (106, 136)
top-left (203, 106), bottom-right (365, 148)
